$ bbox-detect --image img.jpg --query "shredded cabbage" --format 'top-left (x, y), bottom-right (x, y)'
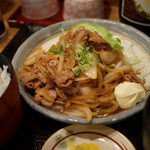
top-left (113, 34), bottom-right (150, 90)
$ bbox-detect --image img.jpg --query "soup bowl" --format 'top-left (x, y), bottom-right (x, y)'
top-left (12, 19), bottom-right (150, 124)
top-left (0, 53), bottom-right (22, 146)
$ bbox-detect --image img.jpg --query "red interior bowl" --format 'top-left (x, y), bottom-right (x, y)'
top-left (0, 53), bottom-right (22, 146)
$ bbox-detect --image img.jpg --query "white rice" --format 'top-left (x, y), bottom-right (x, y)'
top-left (0, 65), bottom-right (11, 97)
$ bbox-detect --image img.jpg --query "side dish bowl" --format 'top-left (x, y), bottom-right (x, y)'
top-left (12, 19), bottom-right (150, 124)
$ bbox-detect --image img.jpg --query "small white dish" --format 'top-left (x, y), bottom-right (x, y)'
top-left (42, 124), bottom-right (135, 150)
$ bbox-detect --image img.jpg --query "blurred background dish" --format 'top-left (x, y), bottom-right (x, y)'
top-left (20, 0), bottom-right (60, 20)
top-left (119, 0), bottom-right (150, 36)
top-left (6, 0), bottom-right (110, 28)
top-left (63, 0), bottom-right (104, 20)
top-left (12, 19), bottom-right (150, 125)
top-left (143, 94), bottom-right (150, 150)
top-left (0, 53), bottom-right (22, 146)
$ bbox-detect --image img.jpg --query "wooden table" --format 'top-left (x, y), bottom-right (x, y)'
top-left (0, 0), bottom-right (120, 53)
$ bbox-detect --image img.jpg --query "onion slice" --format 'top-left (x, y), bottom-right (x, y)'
top-left (71, 104), bottom-right (92, 122)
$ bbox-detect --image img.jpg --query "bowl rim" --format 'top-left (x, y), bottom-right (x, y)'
top-left (0, 53), bottom-right (13, 99)
top-left (12, 18), bottom-right (150, 124)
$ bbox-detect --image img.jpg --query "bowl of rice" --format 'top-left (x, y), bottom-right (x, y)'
top-left (0, 53), bottom-right (22, 146)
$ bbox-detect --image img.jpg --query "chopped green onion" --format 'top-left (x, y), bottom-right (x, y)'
top-left (92, 50), bottom-right (99, 63)
top-left (49, 44), bottom-right (63, 55)
top-left (72, 64), bottom-right (90, 76)
top-left (72, 45), bottom-right (99, 76)
top-left (72, 66), bottom-right (81, 76)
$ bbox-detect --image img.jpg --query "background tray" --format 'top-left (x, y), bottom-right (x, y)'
top-left (1, 24), bottom-right (144, 150)
top-left (8, 0), bottom-right (111, 27)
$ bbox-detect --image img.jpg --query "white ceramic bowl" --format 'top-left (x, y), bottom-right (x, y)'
top-left (12, 19), bottom-right (150, 124)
